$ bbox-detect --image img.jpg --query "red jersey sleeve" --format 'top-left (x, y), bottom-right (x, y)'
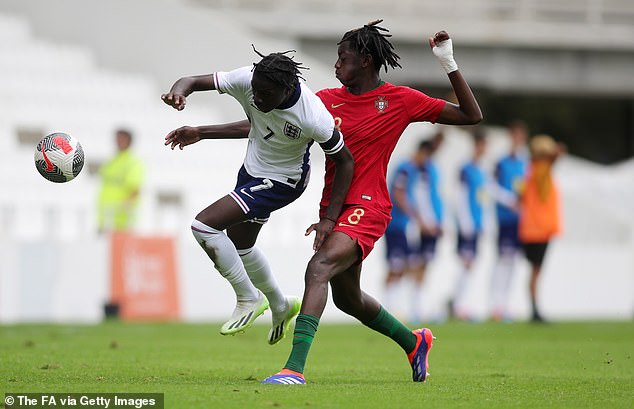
top-left (402, 87), bottom-right (446, 123)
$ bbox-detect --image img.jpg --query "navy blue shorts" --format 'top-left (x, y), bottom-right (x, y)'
top-left (229, 166), bottom-right (305, 224)
top-left (497, 221), bottom-right (521, 255)
top-left (457, 233), bottom-right (479, 261)
top-left (413, 234), bottom-right (438, 263)
top-left (384, 227), bottom-right (411, 270)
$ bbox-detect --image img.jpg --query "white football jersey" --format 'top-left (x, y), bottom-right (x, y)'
top-left (214, 66), bottom-right (343, 188)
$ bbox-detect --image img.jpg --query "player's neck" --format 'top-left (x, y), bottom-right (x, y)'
top-left (347, 75), bottom-right (384, 96)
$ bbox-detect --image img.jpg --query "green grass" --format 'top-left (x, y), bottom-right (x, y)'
top-left (1, 321), bottom-right (633, 408)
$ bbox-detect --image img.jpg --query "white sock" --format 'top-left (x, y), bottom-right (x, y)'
top-left (490, 254), bottom-right (515, 316)
top-left (409, 282), bottom-right (425, 322)
top-left (453, 268), bottom-right (471, 311)
top-left (383, 280), bottom-right (401, 313)
top-left (191, 219), bottom-right (259, 301)
top-left (237, 246), bottom-right (286, 316)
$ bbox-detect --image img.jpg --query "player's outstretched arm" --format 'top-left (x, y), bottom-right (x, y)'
top-left (161, 74), bottom-right (216, 111)
top-left (306, 131), bottom-right (354, 251)
top-left (429, 31), bottom-right (483, 125)
top-left (165, 119), bottom-right (250, 150)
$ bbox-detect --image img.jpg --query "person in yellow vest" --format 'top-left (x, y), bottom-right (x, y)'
top-left (97, 129), bottom-right (145, 233)
top-left (519, 134), bottom-right (564, 322)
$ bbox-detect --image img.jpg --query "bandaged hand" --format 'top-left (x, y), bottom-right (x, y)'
top-left (430, 31), bottom-right (458, 74)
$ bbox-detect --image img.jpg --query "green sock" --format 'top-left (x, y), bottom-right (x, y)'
top-left (283, 314), bottom-right (320, 373)
top-left (363, 306), bottom-right (417, 353)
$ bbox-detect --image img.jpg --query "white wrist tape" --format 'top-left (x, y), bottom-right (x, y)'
top-left (432, 39), bottom-right (458, 74)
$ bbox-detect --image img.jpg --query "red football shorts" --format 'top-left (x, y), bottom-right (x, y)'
top-left (321, 204), bottom-right (391, 261)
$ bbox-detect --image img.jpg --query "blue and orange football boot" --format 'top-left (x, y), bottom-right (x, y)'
top-left (261, 369), bottom-right (306, 385)
top-left (407, 328), bottom-right (435, 382)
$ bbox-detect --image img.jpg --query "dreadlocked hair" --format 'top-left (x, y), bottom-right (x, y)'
top-left (338, 19), bottom-right (401, 73)
top-left (251, 45), bottom-right (307, 91)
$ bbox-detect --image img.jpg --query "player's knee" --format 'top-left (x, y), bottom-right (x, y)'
top-left (191, 219), bottom-right (222, 251)
top-left (304, 253), bottom-right (337, 286)
top-left (304, 267), bottom-right (329, 288)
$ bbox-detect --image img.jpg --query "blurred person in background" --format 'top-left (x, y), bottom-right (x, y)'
top-left (383, 135), bottom-right (444, 323)
top-left (409, 131), bottom-right (445, 322)
top-left (161, 49), bottom-right (353, 344)
top-left (97, 129), bottom-right (145, 233)
top-left (383, 142), bottom-right (425, 319)
top-left (488, 119), bottom-right (529, 321)
top-left (449, 128), bottom-right (488, 320)
top-left (519, 134), bottom-right (564, 323)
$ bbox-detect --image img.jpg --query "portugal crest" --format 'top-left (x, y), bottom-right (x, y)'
top-left (374, 96), bottom-right (389, 113)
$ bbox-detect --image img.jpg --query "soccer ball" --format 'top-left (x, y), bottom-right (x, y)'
top-left (34, 132), bottom-right (85, 183)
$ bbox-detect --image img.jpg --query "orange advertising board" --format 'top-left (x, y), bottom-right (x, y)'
top-left (109, 232), bottom-right (180, 320)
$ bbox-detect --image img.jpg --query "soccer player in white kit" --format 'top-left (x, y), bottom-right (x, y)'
top-left (161, 50), bottom-right (354, 344)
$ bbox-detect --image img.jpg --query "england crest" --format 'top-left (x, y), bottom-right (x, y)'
top-left (284, 121), bottom-right (302, 139)
top-left (375, 96), bottom-right (389, 113)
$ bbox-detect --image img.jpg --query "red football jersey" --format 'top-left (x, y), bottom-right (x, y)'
top-left (317, 83), bottom-right (446, 213)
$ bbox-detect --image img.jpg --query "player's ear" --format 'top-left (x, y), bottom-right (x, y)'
top-left (360, 53), bottom-right (373, 69)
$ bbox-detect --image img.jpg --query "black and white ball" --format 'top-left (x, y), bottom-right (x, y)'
top-left (34, 132), bottom-right (84, 183)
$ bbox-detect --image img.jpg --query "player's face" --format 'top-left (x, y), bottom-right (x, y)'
top-left (251, 73), bottom-right (290, 113)
top-left (334, 41), bottom-right (364, 87)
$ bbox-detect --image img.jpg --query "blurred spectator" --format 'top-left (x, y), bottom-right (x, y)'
top-left (409, 131), bottom-right (445, 322)
top-left (489, 120), bottom-right (529, 321)
top-left (383, 131), bottom-right (444, 322)
top-left (519, 134), bottom-right (564, 322)
top-left (97, 129), bottom-right (145, 233)
top-left (449, 127), bottom-right (488, 320)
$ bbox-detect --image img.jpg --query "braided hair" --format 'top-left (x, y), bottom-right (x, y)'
top-left (252, 45), bottom-right (307, 91)
top-left (338, 19), bottom-right (402, 73)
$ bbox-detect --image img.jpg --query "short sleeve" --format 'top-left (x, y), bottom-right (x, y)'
top-left (403, 87), bottom-right (446, 123)
top-left (213, 66), bottom-right (252, 97)
top-left (305, 88), bottom-right (341, 154)
top-left (311, 102), bottom-right (336, 144)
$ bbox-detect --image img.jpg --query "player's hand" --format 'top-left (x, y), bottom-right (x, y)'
top-left (419, 223), bottom-right (440, 237)
top-left (417, 221), bottom-right (429, 235)
top-left (164, 126), bottom-right (201, 150)
top-left (306, 218), bottom-right (336, 251)
top-left (429, 30), bottom-right (458, 74)
top-left (161, 92), bottom-right (187, 111)
top-left (429, 30), bottom-right (450, 48)
top-left (416, 218), bottom-right (435, 237)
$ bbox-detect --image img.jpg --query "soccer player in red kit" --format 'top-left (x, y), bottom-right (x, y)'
top-left (262, 21), bottom-right (482, 384)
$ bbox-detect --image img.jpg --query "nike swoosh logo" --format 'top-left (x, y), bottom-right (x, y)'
top-left (331, 103), bottom-right (346, 109)
top-left (240, 188), bottom-right (255, 200)
top-left (338, 222), bottom-right (351, 227)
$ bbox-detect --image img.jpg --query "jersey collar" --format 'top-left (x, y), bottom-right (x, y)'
top-left (276, 83), bottom-right (301, 110)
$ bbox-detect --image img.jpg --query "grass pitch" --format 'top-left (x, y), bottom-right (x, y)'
top-left (1, 321), bottom-right (632, 408)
